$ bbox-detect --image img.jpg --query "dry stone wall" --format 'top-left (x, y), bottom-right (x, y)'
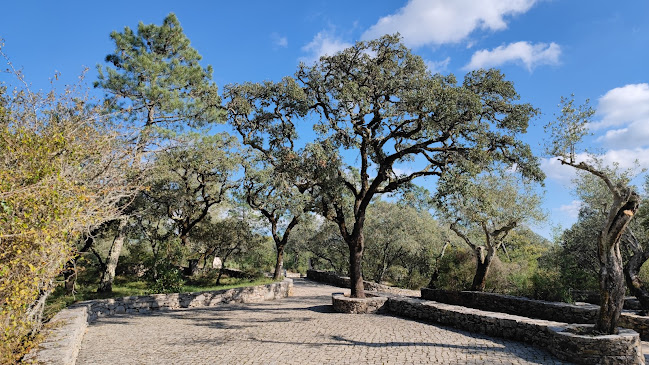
top-left (421, 288), bottom-right (649, 340)
top-left (385, 295), bottom-right (644, 365)
top-left (26, 279), bottom-right (293, 365)
top-left (309, 271), bottom-right (644, 364)
top-left (306, 270), bottom-right (418, 296)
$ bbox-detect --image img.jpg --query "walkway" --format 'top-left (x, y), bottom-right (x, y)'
top-left (76, 279), bottom-right (571, 364)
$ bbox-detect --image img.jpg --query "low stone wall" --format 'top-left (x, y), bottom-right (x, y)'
top-left (22, 306), bottom-right (89, 365)
top-left (386, 296), bottom-right (644, 365)
top-left (332, 293), bottom-right (388, 314)
top-left (77, 279), bottom-right (293, 321)
top-left (311, 271), bottom-right (643, 364)
top-left (26, 279), bottom-right (293, 364)
top-left (306, 270), bottom-right (418, 296)
top-left (421, 288), bottom-right (649, 340)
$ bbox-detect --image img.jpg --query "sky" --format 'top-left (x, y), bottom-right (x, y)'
top-left (1, 0), bottom-right (648, 238)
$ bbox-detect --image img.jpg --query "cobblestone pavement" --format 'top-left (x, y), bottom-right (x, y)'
top-left (77, 279), bottom-right (572, 364)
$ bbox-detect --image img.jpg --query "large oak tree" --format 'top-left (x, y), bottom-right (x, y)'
top-left (298, 35), bottom-right (543, 297)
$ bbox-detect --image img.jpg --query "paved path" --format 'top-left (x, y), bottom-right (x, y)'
top-left (77, 279), bottom-right (571, 364)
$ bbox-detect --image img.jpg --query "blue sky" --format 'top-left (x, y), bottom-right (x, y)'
top-left (2, 0), bottom-right (648, 238)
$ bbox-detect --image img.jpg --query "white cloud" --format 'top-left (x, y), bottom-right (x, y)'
top-left (301, 30), bottom-right (352, 64)
top-left (464, 41), bottom-right (561, 71)
top-left (425, 57), bottom-right (451, 74)
top-left (541, 157), bottom-right (577, 186)
top-left (271, 33), bottom-right (288, 48)
top-left (591, 84), bottom-right (649, 149)
top-left (558, 200), bottom-right (583, 220)
top-left (362, 0), bottom-right (537, 47)
top-left (592, 84), bottom-right (649, 129)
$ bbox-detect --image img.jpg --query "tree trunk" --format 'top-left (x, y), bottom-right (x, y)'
top-left (348, 235), bottom-right (365, 298)
top-left (470, 246), bottom-right (494, 292)
top-left (597, 233), bottom-right (626, 334)
top-left (97, 219), bottom-right (127, 293)
top-left (273, 244), bottom-right (285, 280)
top-left (622, 234), bottom-right (649, 313)
top-left (595, 191), bottom-right (640, 334)
top-left (427, 241), bottom-right (450, 289)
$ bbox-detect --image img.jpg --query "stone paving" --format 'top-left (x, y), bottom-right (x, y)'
top-left (77, 279), bottom-right (572, 364)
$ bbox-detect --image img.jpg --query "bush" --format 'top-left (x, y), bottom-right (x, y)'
top-left (0, 58), bottom-right (139, 362)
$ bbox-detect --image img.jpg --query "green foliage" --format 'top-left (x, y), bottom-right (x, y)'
top-left (544, 95), bottom-right (594, 162)
top-left (0, 63), bottom-right (140, 362)
top-left (95, 13), bottom-right (223, 139)
top-left (363, 200), bottom-right (446, 287)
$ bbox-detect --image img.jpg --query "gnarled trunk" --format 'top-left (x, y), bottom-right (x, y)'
top-left (273, 245), bottom-right (285, 280)
top-left (622, 232), bottom-right (649, 313)
top-left (97, 219), bottom-right (127, 293)
top-left (595, 191), bottom-right (640, 334)
top-left (597, 233), bottom-right (626, 334)
top-left (471, 246), bottom-right (495, 292)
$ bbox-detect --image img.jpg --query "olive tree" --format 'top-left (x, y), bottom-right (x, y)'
top-left (436, 172), bottom-right (544, 291)
top-left (545, 96), bottom-right (641, 334)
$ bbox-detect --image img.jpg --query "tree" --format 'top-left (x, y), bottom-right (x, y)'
top-left (566, 167), bottom-right (649, 312)
top-left (242, 161), bottom-right (311, 280)
top-left (545, 96), bottom-right (641, 334)
top-left (94, 13), bottom-right (224, 292)
top-left (226, 78), bottom-right (314, 280)
top-left (143, 133), bottom-right (240, 248)
top-left (437, 172), bottom-right (544, 291)
top-left (0, 56), bottom-right (140, 362)
top-left (363, 200), bottom-right (446, 286)
top-left (297, 35), bottom-right (543, 297)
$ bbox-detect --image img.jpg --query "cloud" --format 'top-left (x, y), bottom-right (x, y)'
top-left (558, 200), bottom-right (583, 220)
top-left (591, 84), bottom-right (649, 149)
top-left (425, 57), bottom-right (451, 74)
top-left (271, 33), bottom-right (288, 48)
top-left (362, 0), bottom-right (537, 47)
top-left (592, 84), bottom-right (649, 129)
top-left (301, 30), bottom-right (352, 64)
top-left (540, 157), bottom-right (577, 186)
top-left (464, 41), bottom-right (561, 71)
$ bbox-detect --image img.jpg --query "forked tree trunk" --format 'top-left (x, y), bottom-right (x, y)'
top-left (471, 246), bottom-right (495, 292)
top-left (97, 219), bottom-right (127, 293)
top-left (273, 245), bottom-right (285, 280)
top-left (595, 191), bottom-right (640, 334)
top-left (348, 235), bottom-right (365, 298)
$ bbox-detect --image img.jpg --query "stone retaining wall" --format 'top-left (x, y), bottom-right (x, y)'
top-left (26, 279), bottom-right (293, 364)
top-left (306, 270), bottom-right (418, 296)
top-left (78, 279), bottom-right (293, 321)
top-left (310, 271), bottom-right (644, 364)
top-left (385, 295), bottom-right (644, 365)
top-left (421, 288), bottom-right (649, 340)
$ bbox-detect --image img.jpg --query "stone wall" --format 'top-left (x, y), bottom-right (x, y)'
top-left (310, 271), bottom-right (644, 364)
top-left (385, 295), bottom-right (644, 365)
top-left (306, 270), bottom-right (418, 296)
top-left (421, 288), bottom-right (649, 340)
top-left (78, 279), bottom-right (293, 321)
top-left (331, 293), bottom-right (388, 314)
top-left (26, 279), bottom-right (293, 364)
